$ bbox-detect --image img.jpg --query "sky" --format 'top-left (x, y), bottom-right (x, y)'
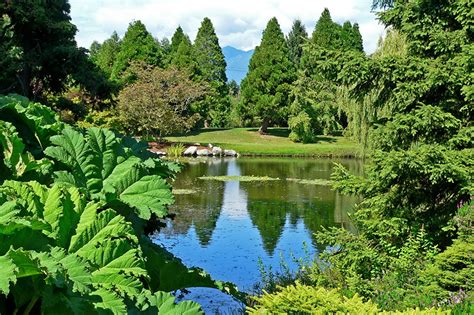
top-left (69, 0), bottom-right (386, 53)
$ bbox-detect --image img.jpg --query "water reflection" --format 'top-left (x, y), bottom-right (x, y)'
top-left (154, 157), bottom-right (361, 291)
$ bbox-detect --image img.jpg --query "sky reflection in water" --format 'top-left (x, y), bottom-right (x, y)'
top-left (153, 157), bottom-right (362, 291)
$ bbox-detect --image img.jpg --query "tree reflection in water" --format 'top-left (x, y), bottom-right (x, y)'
top-left (155, 157), bottom-right (362, 291)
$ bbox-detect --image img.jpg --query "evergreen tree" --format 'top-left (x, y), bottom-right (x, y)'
top-left (0, 0), bottom-right (80, 98)
top-left (91, 31), bottom-right (121, 78)
top-left (194, 18), bottom-right (227, 84)
top-left (312, 9), bottom-right (342, 49)
top-left (170, 26), bottom-right (187, 56)
top-left (350, 23), bottom-right (364, 52)
top-left (159, 37), bottom-right (171, 66)
top-left (89, 41), bottom-right (101, 57)
top-left (111, 21), bottom-right (162, 81)
top-left (171, 36), bottom-right (199, 77)
top-left (286, 19), bottom-right (308, 67)
top-left (240, 17), bottom-right (296, 133)
top-left (193, 17), bottom-right (230, 127)
top-left (312, 9), bottom-right (363, 51)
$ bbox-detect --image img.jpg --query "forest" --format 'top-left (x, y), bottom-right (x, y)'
top-left (0, 0), bottom-right (473, 314)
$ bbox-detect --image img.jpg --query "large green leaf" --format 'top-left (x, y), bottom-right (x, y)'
top-left (0, 254), bottom-right (17, 295)
top-left (45, 128), bottom-right (100, 190)
top-left (46, 127), bottom-right (174, 220)
top-left (147, 291), bottom-right (203, 315)
top-left (0, 94), bottom-right (64, 157)
top-left (0, 121), bottom-right (52, 181)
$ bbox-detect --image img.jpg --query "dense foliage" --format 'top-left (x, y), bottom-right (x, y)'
top-left (193, 18), bottom-right (231, 127)
top-left (0, 1), bottom-right (110, 102)
top-left (250, 0), bottom-right (473, 313)
top-left (286, 20), bottom-right (308, 68)
top-left (117, 64), bottom-right (208, 137)
top-left (111, 21), bottom-right (162, 83)
top-left (239, 17), bottom-right (296, 133)
top-left (0, 95), bottom-right (237, 314)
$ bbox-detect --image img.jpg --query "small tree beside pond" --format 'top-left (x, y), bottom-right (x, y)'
top-left (118, 63), bottom-right (208, 138)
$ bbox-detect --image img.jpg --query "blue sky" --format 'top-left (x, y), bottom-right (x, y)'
top-left (69, 0), bottom-right (385, 53)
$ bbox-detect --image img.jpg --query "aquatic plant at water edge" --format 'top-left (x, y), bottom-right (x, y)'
top-left (198, 175), bottom-right (280, 182)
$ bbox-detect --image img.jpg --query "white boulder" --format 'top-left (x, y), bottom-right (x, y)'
top-left (224, 149), bottom-right (238, 157)
top-left (196, 149), bottom-right (211, 156)
top-left (212, 146), bottom-right (223, 156)
top-left (183, 146), bottom-right (198, 156)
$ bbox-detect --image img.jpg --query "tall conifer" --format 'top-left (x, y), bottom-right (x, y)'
top-left (111, 21), bottom-right (161, 80)
top-left (240, 17), bottom-right (296, 133)
top-left (194, 17), bottom-right (229, 127)
top-left (286, 19), bottom-right (308, 67)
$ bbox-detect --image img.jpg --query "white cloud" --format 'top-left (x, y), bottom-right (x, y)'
top-left (69, 0), bottom-right (385, 53)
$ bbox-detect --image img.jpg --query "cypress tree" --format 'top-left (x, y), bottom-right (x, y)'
top-left (193, 17), bottom-right (229, 127)
top-left (111, 20), bottom-right (161, 80)
top-left (240, 17), bottom-right (296, 134)
top-left (286, 19), bottom-right (308, 67)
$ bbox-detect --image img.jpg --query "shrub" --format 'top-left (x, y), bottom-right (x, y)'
top-left (248, 282), bottom-right (379, 314)
top-left (167, 143), bottom-right (186, 158)
top-left (289, 111), bottom-right (315, 143)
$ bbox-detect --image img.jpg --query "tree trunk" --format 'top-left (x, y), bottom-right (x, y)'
top-left (259, 118), bottom-right (269, 134)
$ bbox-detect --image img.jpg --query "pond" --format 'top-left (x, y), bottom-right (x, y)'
top-left (152, 157), bottom-right (363, 292)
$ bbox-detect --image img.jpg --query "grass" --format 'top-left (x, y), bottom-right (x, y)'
top-left (198, 175), bottom-right (280, 182)
top-left (165, 128), bottom-right (361, 157)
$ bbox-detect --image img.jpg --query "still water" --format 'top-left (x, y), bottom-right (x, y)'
top-left (152, 157), bottom-right (362, 292)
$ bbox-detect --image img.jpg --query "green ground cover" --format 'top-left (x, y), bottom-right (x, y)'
top-left (165, 128), bottom-right (361, 157)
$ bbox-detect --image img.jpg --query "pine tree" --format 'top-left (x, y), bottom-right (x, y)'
top-left (111, 21), bottom-right (162, 81)
top-left (286, 19), bottom-right (308, 67)
top-left (193, 17), bottom-right (229, 127)
top-left (240, 17), bottom-right (296, 133)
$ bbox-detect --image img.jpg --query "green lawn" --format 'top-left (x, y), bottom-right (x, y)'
top-left (165, 128), bottom-right (361, 157)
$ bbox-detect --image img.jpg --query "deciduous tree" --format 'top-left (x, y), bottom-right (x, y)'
top-left (118, 64), bottom-right (208, 137)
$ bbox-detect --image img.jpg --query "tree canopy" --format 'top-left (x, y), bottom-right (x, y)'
top-left (286, 19), bottom-right (308, 67)
top-left (111, 21), bottom-right (162, 81)
top-left (240, 17), bottom-right (296, 133)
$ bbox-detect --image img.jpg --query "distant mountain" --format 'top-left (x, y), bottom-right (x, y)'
top-left (222, 46), bottom-right (254, 84)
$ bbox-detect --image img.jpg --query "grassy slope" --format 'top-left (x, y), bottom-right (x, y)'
top-left (165, 128), bottom-right (361, 157)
